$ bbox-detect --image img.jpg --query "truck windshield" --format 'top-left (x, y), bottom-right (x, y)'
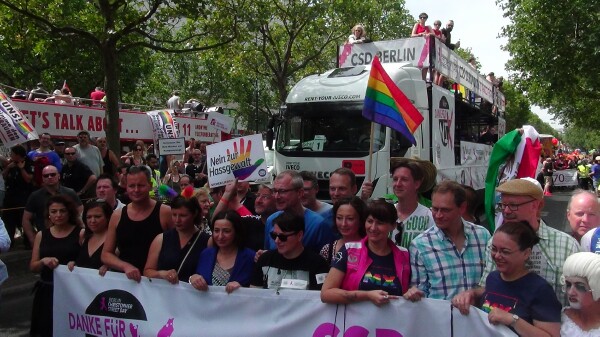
top-left (277, 102), bottom-right (385, 157)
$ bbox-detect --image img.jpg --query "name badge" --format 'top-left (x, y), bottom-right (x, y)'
top-left (280, 278), bottom-right (308, 290)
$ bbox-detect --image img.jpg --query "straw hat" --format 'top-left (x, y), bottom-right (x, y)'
top-left (390, 157), bottom-right (437, 193)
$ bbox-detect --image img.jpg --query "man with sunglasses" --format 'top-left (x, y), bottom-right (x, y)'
top-left (472, 178), bottom-right (580, 306)
top-left (251, 212), bottom-right (329, 291)
top-left (263, 170), bottom-right (334, 253)
top-left (61, 147), bottom-right (97, 198)
top-left (22, 165), bottom-right (82, 247)
top-left (74, 130), bottom-right (103, 177)
top-left (441, 20), bottom-right (460, 50)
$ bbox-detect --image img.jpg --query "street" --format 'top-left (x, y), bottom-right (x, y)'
top-left (0, 190), bottom-right (578, 337)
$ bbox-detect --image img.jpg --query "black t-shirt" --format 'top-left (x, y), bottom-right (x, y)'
top-left (185, 161), bottom-right (207, 188)
top-left (543, 161), bottom-right (554, 176)
top-left (251, 249), bottom-right (329, 290)
top-left (240, 215), bottom-right (265, 252)
top-left (332, 246), bottom-right (403, 295)
top-left (4, 159), bottom-right (35, 203)
top-left (61, 161), bottom-right (94, 193)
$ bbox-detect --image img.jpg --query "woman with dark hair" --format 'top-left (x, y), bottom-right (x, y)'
top-left (320, 196), bottom-right (367, 264)
top-left (453, 221), bottom-right (561, 337)
top-left (321, 199), bottom-right (410, 306)
top-left (29, 195), bottom-right (83, 337)
top-left (144, 196), bottom-right (209, 283)
top-left (68, 199), bottom-right (113, 271)
top-left (189, 210), bottom-right (255, 293)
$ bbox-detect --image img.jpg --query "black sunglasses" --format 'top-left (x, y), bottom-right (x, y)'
top-left (42, 172), bottom-right (58, 178)
top-left (269, 231), bottom-right (299, 242)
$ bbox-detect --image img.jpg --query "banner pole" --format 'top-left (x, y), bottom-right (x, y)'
top-left (367, 122), bottom-right (375, 182)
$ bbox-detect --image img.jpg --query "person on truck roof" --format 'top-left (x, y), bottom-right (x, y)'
top-left (389, 158), bottom-right (436, 249)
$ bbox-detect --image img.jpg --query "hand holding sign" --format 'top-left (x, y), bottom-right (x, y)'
top-left (228, 138), bottom-right (264, 180)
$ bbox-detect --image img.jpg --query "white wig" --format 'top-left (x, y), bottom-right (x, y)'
top-left (563, 252), bottom-right (600, 301)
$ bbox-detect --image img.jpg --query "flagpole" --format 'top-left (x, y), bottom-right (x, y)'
top-left (367, 122), bottom-right (375, 182)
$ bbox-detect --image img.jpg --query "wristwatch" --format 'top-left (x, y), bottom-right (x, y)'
top-left (510, 314), bottom-right (520, 327)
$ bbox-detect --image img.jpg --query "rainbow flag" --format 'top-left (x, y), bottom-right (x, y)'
top-left (362, 56), bottom-right (424, 145)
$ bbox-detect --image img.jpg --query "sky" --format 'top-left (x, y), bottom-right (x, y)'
top-left (404, 0), bottom-right (562, 130)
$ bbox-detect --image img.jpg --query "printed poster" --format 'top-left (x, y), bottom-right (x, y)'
top-left (431, 86), bottom-right (455, 169)
top-left (0, 89), bottom-right (38, 147)
top-left (206, 134), bottom-right (268, 187)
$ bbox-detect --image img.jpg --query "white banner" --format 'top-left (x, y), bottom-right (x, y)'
top-left (54, 266), bottom-right (516, 337)
top-left (12, 100), bottom-right (221, 142)
top-left (461, 141), bottom-right (492, 166)
top-left (431, 86), bottom-right (455, 169)
top-left (432, 41), bottom-right (497, 106)
top-left (338, 37), bottom-right (429, 68)
top-left (206, 134), bottom-right (268, 187)
top-left (438, 165), bottom-right (487, 191)
top-left (497, 117), bottom-right (506, 138)
top-left (0, 90), bottom-right (38, 146)
top-left (552, 169), bottom-right (578, 187)
top-left (146, 110), bottom-right (178, 143)
top-left (208, 111), bottom-right (234, 133)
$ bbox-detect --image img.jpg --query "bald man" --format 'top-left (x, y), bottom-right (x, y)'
top-left (567, 190), bottom-right (600, 242)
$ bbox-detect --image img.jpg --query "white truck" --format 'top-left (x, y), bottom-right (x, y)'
top-left (267, 37), bottom-right (506, 202)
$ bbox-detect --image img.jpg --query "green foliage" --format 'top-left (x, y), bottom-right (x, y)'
top-left (499, 0), bottom-right (600, 127)
top-left (562, 126), bottom-right (600, 151)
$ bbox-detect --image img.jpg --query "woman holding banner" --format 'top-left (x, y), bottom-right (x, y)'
top-left (189, 210), bottom-right (255, 293)
top-left (321, 200), bottom-right (410, 306)
top-left (453, 221), bottom-right (561, 337)
top-left (144, 196), bottom-right (210, 283)
top-left (29, 195), bottom-right (83, 337)
top-left (67, 199), bottom-right (112, 271)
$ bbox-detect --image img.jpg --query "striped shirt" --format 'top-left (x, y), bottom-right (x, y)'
top-left (479, 220), bottom-right (580, 306)
top-left (410, 220), bottom-right (490, 300)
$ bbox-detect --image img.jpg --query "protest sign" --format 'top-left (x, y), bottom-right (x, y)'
top-left (206, 134), bottom-right (268, 187)
top-left (207, 111), bottom-right (234, 133)
top-left (158, 137), bottom-right (185, 155)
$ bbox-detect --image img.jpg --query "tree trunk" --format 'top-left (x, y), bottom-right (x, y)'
top-left (102, 41), bottom-right (121, 157)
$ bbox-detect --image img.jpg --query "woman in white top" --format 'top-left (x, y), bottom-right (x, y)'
top-left (561, 252), bottom-right (600, 337)
top-left (347, 24), bottom-right (367, 44)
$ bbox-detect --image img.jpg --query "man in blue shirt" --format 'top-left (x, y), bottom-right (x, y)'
top-left (263, 170), bottom-right (334, 253)
top-left (591, 156), bottom-right (600, 197)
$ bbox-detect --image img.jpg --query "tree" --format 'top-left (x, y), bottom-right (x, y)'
top-left (499, 0), bottom-right (600, 127)
top-left (0, 0), bottom-right (241, 153)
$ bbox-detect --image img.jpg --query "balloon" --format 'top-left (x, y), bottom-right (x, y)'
top-left (552, 138), bottom-right (558, 146)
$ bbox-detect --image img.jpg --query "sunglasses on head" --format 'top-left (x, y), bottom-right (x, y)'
top-left (269, 231), bottom-right (299, 242)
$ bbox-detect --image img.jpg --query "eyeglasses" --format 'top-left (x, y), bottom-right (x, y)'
top-left (256, 194), bottom-right (273, 200)
top-left (269, 231), bottom-right (299, 242)
top-left (490, 246), bottom-right (518, 257)
top-left (65, 152), bottom-right (76, 156)
top-left (496, 199), bottom-right (535, 211)
top-left (86, 198), bottom-right (107, 204)
top-left (394, 221), bottom-right (404, 246)
top-left (272, 188), bottom-right (299, 195)
top-left (43, 173), bottom-right (58, 178)
top-left (562, 280), bottom-right (592, 293)
top-left (420, 16), bottom-right (427, 19)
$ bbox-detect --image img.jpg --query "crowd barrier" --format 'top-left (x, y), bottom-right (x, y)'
top-left (54, 266), bottom-right (516, 337)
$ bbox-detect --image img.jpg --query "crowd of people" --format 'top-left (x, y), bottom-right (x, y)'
top-left (539, 152), bottom-right (600, 197)
top-left (9, 83), bottom-right (106, 107)
top-left (0, 140), bottom-right (598, 336)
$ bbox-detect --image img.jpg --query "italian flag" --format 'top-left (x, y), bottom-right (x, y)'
top-left (484, 125), bottom-right (542, 230)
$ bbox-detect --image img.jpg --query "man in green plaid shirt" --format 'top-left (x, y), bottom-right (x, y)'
top-left (458, 178), bottom-right (580, 307)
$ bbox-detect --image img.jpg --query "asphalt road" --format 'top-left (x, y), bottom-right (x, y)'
top-left (0, 189), bottom-right (577, 337)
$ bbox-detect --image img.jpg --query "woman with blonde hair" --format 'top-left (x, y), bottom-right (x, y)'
top-left (561, 252), bottom-right (600, 336)
top-left (193, 187), bottom-right (213, 235)
top-left (348, 24), bottom-right (367, 44)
